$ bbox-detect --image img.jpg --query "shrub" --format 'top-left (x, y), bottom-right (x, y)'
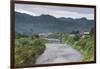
top-left (62, 34), bottom-right (94, 61)
top-left (15, 34), bottom-right (46, 66)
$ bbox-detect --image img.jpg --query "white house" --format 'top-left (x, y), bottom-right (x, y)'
top-left (82, 31), bottom-right (90, 38)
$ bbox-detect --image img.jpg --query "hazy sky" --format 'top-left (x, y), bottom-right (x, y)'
top-left (15, 4), bottom-right (94, 19)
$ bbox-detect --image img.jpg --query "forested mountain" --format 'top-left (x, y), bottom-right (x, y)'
top-left (15, 12), bottom-right (94, 35)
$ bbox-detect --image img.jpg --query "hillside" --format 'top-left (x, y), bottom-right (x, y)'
top-left (15, 12), bottom-right (94, 35)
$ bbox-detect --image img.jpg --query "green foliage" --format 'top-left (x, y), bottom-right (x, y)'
top-left (62, 34), bottom-right (76, 45)
top-left (70, 30), bottom-right (80, 34)
top-left (48, 33), bottom-right (60, 39)
top-left (15, 33), bottom-right (28, 39)
top-left (15, 33), bottom-right (46, 66)
top-left (73, 34), bottom-right (80, 41)
top-left (82, 36), bottom-right (94, 61)
top-left (90, 28), bottom-right (94, 36)
top-left (62, 34), bottom-right (94, 61)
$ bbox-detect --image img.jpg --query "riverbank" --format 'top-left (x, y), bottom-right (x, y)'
top-left (62, 34), bottom-right (94, 61)
top-left (15, 33), bottom-right (46, 66)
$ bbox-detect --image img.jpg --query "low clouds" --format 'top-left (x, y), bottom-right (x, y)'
top-left (15, 4), bottom-right (94, 19)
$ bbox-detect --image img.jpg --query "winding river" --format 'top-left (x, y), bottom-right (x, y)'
top-left (36, 38), bottom-right (83, 64)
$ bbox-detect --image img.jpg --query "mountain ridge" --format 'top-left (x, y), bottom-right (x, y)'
top-left (15, 12), bottom-right (94, 35)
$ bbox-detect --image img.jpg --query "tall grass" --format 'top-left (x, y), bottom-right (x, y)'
top-left (62, 34), bottom-right (94, 61)
top-left (15, 33), bottom-right (46, 66)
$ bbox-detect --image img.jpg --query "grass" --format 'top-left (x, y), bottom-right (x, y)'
top-left (62, 34), bottom-right (94, 61)
top-left (15, 33), bottom-right (46, 66)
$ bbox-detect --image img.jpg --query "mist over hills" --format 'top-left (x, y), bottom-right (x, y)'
top-left (15, 12), bottom-right (94, 35)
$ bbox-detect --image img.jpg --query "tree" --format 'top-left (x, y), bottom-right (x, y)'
top-left (70, 30), bottom-right (80, 34)
top-left (90, 28), bottom-right (94, 36)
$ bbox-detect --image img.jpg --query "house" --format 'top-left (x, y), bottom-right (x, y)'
top-left (81, 31), bottom-right (90, 38)
top-left (69, 31), bottom-right (90, 38)
top-left (69, 34), bottom-right (76, 37)
top-left (39, 33), bottom-right (49, 38)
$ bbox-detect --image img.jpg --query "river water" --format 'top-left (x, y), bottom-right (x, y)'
top-left (36, 38), bottom-right (83, 64)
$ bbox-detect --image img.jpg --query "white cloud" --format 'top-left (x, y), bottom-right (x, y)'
top-left (15, 4), bottom-right (94, 19)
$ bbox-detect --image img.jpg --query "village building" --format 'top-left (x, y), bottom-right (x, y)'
top-left (81, 31), bottom-right (90, 38)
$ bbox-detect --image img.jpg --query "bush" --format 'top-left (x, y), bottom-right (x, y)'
top-left (73, 36), bottom-right (94, 61)
top-left (62, 34), bottom-right (94, 61)
top-left (15, 34), bottom-right (46, 66)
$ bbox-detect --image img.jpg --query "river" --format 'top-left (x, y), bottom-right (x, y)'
top-left (36, 38), bottom-right (83, 64)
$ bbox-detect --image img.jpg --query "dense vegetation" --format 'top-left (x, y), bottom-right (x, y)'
top-left (74, 36), bottom-right (94, 61)
top-left (15, 33), bottom-right (46, 66)
top-left (16, 12), bottom-right (93, 34)
top-left (61, 31), bottom-right (94, 61)
top-left (15, 29), bottom-right (94, 65)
